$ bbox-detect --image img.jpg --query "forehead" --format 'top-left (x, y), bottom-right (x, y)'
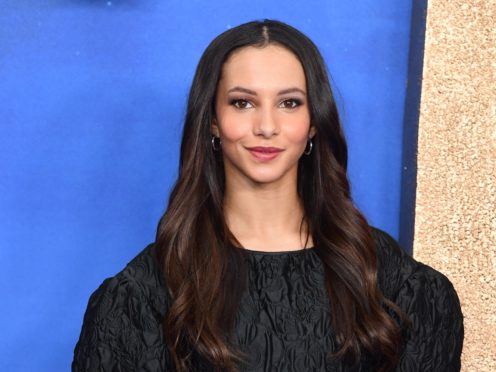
top-left (219, 44), bottom-right (306, 89)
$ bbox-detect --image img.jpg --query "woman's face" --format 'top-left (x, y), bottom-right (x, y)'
top-left (213, 44), bottom-right (315, 187)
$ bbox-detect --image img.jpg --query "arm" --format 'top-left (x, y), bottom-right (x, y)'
top-left (394, 264), bottom-right (464, 372)
top-left (72, 275), bottom-right (171, 371)
top-left (372, 228), bottom-right (464, 372)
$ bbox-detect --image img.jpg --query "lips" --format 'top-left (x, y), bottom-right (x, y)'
top-left (246, 146), bottom-right (284, 161)
top-left (247, 146), bottom-right (283, 153)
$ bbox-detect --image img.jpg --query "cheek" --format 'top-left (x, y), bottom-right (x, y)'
top-left (284, 115), bottom-right (311, 144)
top-left (217, 113), bottom-right (251, 142)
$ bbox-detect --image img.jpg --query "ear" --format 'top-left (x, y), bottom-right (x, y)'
top-left (211, 118), bottom-right (220, 137)
top-left (309, 125), bottom-right (317, 139)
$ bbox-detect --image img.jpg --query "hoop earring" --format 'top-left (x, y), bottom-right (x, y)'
top-left (211, 136), bottom-right (221, 151)
top-left (304, 138), bottom-right (313, 155)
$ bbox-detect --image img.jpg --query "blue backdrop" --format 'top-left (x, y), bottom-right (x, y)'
top-left (0, 1), bottom-right (415, 370)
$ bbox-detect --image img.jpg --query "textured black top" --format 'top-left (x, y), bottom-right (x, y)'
top-left (72, 228), bottom-right (464, 371)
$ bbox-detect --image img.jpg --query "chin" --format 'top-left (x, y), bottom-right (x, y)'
top-left (245, 168), bottom-right (294, 185)
top-left (224, 156), bottom-right (298, 186)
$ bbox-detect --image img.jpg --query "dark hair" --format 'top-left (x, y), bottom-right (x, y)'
top-left (155, 19), bottom-right (403, 371)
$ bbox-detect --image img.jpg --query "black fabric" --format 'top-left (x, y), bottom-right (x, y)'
top-left (72, 228), bottom-right (463, 371)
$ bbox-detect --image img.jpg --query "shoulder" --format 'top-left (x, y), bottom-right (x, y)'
top-left (371, 227), bottom-right (464, 370)
top-left (371, 227), bottom-right (461, 306)
top-left (72, 243), bottom-right (170, 371)
top-left (371, 227), bottom-right (418, 299)
top-left (85, 243), bottom-right (169, 318)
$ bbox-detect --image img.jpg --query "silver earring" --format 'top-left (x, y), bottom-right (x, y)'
top-left (304, 138), bottom-right (313, 155)
top-left (211, 136), bottom-right (221, 151)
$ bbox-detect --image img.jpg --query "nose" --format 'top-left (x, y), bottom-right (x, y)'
top-left (254, 107), bottom-right (279, 138)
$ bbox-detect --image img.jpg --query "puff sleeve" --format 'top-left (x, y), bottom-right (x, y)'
top-left (394, 263), bottom-right (464, 371)
top-left (373, 229), bottom-right (464, 372)
top-left (72, 246), bottom-right (172, 371)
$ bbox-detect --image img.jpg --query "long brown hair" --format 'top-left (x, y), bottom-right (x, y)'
top-left (155, 19), bottom-right (403, 371)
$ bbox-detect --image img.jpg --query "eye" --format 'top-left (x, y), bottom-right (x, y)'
top-left (279, 98), bottom-right (302, 109)
top-left (230, 99), bottom-right (253, 109)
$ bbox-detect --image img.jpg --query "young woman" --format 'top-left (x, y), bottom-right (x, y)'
top-left (72, 20), bottom-right (463, 371)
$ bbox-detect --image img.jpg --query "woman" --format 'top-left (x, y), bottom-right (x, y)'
top-left (72, 20), bottom-right (463, 371)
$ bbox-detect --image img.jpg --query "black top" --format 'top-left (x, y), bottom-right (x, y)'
top-left (72, 228), bottom-right (463, 371)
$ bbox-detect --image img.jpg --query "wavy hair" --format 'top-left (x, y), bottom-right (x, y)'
top-left (155, 19), bottom-right (403, 371)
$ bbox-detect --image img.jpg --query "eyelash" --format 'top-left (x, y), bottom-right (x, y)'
top-left (229, 98), bottom-right (303, 110)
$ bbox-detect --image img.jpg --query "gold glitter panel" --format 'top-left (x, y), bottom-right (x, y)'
top-left (414, 0), bottom-right (496, 370)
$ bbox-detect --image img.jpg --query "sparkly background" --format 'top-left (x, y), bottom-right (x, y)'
top-left (413, 0), bottom-right (496, 370)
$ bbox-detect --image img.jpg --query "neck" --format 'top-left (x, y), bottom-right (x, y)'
top-left (224, 175), bottom-right (312, 251)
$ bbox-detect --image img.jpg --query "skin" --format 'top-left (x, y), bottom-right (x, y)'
top-left (212, 44), bottom-right (315, 252)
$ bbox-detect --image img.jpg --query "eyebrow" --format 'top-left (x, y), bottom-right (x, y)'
top-left (227, 86), bottom-right (306, 96)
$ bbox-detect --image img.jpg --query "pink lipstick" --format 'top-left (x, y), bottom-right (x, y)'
top-left (246, 146), bottom-right (284, 161)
